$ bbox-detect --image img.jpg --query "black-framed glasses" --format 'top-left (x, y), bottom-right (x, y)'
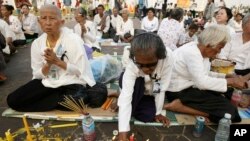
top-left (133, 59), bottom-right (158, 69)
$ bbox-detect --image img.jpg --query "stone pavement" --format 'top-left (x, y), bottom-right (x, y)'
top-left (0, 19), bottom-right (218, 141)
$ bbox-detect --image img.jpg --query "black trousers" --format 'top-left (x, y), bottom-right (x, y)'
top-left (7, 79), bottom-right (85, 112)
top-left (166, 87), bottom-right (241, 123)
top-left (24, 33), bottom-right (38, 40)
top-left (119, 73), bottom-right (156, 122)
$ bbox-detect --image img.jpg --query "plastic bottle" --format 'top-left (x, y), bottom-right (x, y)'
top-left (231, 89), bottom-right (242, 106)
top-left (215, 113), bottom-right (231, 141)
top-left (82, 114), bottom-right (96, 141)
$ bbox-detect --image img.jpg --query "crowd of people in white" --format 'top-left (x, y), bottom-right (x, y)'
top-left (0, 0), bottom-right (250, 140)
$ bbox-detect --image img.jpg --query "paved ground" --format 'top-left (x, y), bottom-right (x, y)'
top-left (0, 19), bottom-right (218, 141)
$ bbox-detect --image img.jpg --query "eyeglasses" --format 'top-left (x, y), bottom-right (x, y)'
top-left (133, 60), bottom-right (158, 69)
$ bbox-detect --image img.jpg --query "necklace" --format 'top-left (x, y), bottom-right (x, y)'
top-left (46, 39), bottom-right (51, 48)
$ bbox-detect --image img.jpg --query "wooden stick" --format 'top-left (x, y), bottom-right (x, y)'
top-left (104, 97), bottom-right (114, 110)
top-left (101, 97), bottom-right (111, 109)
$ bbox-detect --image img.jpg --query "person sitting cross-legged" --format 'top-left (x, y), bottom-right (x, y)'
top-left (7, 5), bottom-right (103, 112)
top-left (164, 25), bottom-right (249, 123)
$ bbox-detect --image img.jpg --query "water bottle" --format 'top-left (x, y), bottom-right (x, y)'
top-left (215, 113), bottom-right (231, 141)
top-left (82, 114), bottom-right (96, 141)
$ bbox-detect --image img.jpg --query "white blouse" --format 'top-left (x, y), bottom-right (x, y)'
top-left (31, 27), bottom-right (96, 88)
top-left (110, 15), bottom-right (123, 30)
top-left (21, 13), bottom-right (39, 34)
top-left (168, 42), bottom-right (227, 92)
top-left (116, 18), bottom-right (134, 37)
top-left (141, 16), bottom-right (159, 32)
top-left (74, 20), bottom-right (98, 48)
top-left (118, 48), bottom-right (173, 132)
top-left (157, 18), bottom-right (185, 51)
top-left (218, 33), bottom-right (250, 70)
top-left (8, 15), bottom-right (25, 40)
top-left (93, 14), bottom-right (110, 37)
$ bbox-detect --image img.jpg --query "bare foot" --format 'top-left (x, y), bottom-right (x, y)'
top-left (164, 99), bottom-right (183, 112)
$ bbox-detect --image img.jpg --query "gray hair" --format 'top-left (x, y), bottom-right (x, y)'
top-left (170, 8), bottom-right (184, 21)
top-left (121, 8), bottom-right (129, 15)
top-left (198, 25), bottom-right (230, 48)
top-left (40, 4), bottom-right (62, 19)
top-left (130, 33), bottom-right (166, 59)
top-left (242, 13), bottom-right (250, 27)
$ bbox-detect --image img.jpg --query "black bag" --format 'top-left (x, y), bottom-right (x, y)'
top-left (0, 32), bottom-right (6, 49)
top-left (124, 32), bottom-right (132, 39)
top-left (113, 35), bottom-right (120, 43)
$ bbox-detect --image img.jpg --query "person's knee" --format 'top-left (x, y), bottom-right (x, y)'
top-left (7, 93), bottom-right (19, 109)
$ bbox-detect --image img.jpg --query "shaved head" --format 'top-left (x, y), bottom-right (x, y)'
top-left (40, 4), bottom-right (62, 19)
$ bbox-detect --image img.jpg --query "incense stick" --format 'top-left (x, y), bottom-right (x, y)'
top-left (59, 96), bottom-right (88, 115)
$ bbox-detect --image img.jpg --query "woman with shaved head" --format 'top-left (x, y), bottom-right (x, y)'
top-left (7, 5), bottom-right (99, 112)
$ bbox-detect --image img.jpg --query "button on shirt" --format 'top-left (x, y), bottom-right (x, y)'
top-left (168, 42), bottom-right (227, 92)
top-left (118, 48), bottom-right (174, 132)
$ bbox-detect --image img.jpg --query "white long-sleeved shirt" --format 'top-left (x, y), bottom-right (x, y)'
top-left (93, 14), bottom-right (110, 37)
top-left (218, 33), bottom-right (250, 70)
top-left (118, 48), bottom-right (173, 132)
top-left (8, 15), bottom-right (25, 40)
top-left (0, 19), bottom-right (12, 38)
top-left (21, 13), bottom-right (39, 34)
top-left (168, 42), bottom-right (227, 92)
top-left (31, 27), bottom-right (96, 88)
top-left (157, 18), bottom-right (185, 51)
top-left (110, 14), bottom-right (123, 30)
top-left (141, 16), bottom-right (159, 32)
top-left (116, 19), bottom-right (134, 37)
top-left (74, 20), bottom-right (98, 48)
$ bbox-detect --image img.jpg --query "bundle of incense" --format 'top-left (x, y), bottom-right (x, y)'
top-left (101, 97), bottom-right (114, 110)
top-left (58, 95), bottom-right (88, 115)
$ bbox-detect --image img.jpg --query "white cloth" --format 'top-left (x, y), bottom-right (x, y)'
top-left (0, 19), bottom-right (12, 38)
top-left (21, 13), bottom-right (39, 34)
top-left (116, 19), bottom-right (134, 37)
top-left (157, 18), bottom-right (185, 51)
top-left (218, 33), bottom-right (250, 70)
top-left (110, 14), bottom-right (123, 30)
top-left (168, 42), bottom-right (227, 92)
top-left (8, 15), bottom-right (25, 40)
top-left (0, 19), bottom-right (13, 54)
top-left (31, 27), bottom-right (96, 88)
top-left (141, 17), bottom-right (159, 32)
top-left (74, 20), bottom-right (99, 48)
top-left (205, 23), bottom-right (236, 36)
top-left (229, 19), bottom-right (243, 33)
top-left (179, 32), bottom-right (198, 45)
top-left (118, 48), bottom-right (174, 132)
top-left (93, 14), bottom-right (110, 37)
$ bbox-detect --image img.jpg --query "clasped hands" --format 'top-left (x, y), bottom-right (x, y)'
top-left (43, 48), bottom-right (60, 66)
